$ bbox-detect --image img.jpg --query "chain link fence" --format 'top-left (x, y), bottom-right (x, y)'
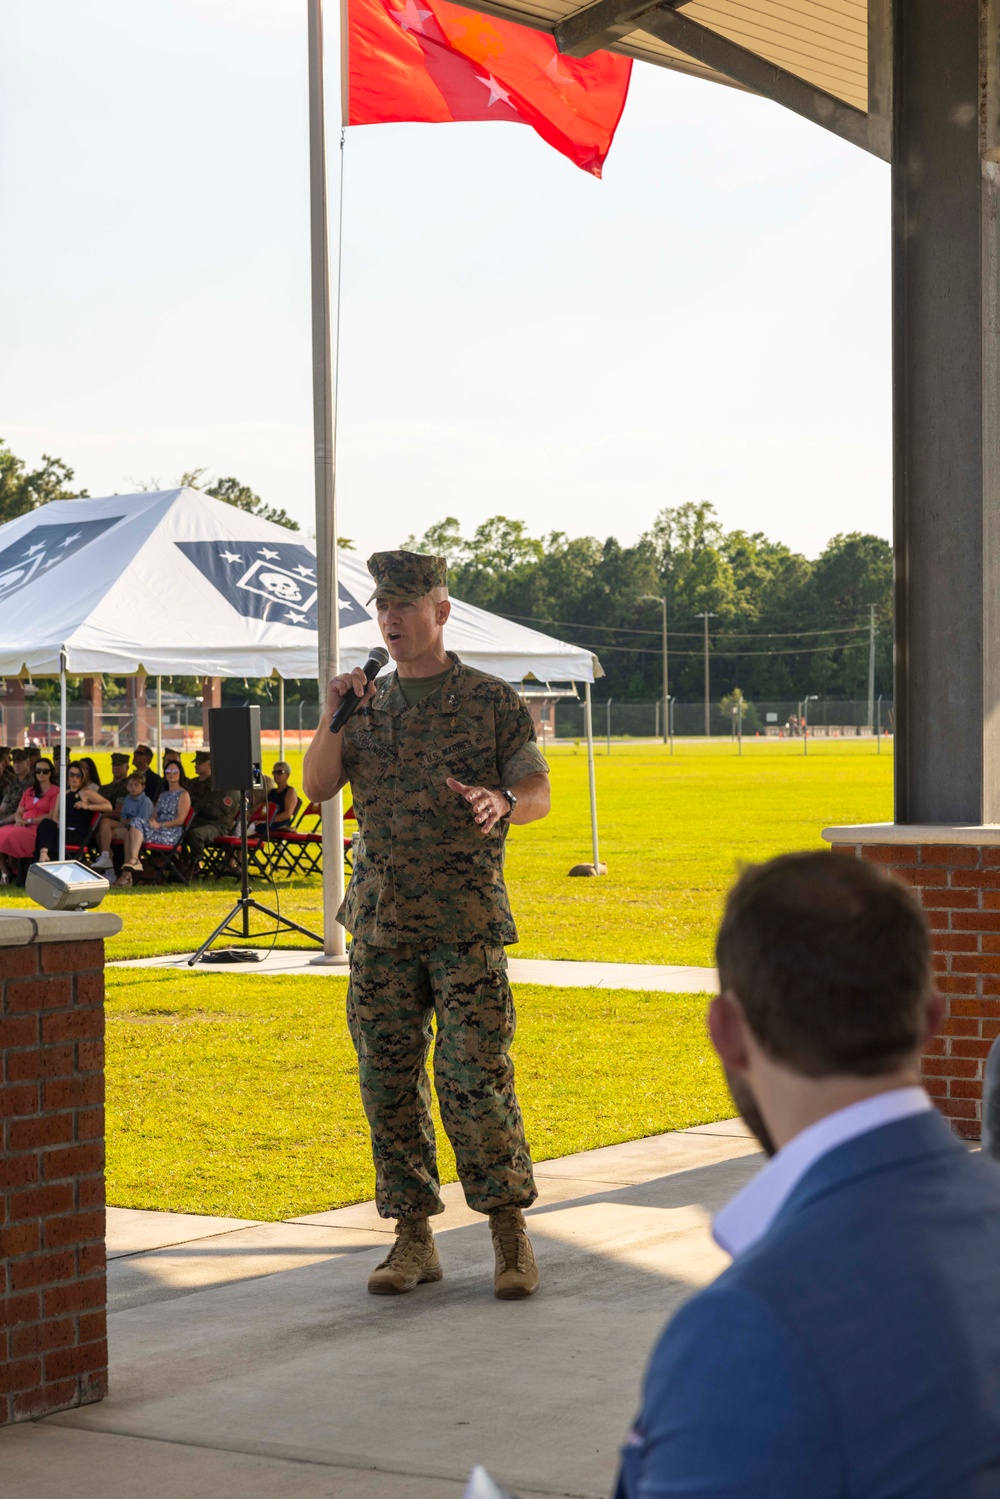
top-left (2, 695), bottom-right (893, 750)
top-left (554, 698), bottom-right (895, 741)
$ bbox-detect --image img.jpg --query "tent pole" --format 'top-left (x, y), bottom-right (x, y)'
top-left (278, 676), bottom-right (285, 762)
top-left (58, 650), bottom-right (67, 862)
top-left (308, 0), bottom-right (346, 962)
top-left (156, 675), bottom-right (163, 771)
top-left (584, 681), bottom-right (601, 873)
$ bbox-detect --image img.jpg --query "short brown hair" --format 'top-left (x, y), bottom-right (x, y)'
top-left (716, 851), bottom-right (933, 1077)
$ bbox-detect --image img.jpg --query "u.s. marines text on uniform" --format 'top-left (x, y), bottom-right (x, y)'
top-left (303, 550), bottom-right (551, 1299)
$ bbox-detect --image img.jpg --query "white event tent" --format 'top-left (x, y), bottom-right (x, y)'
top-left (0, 488), bottom-right (605, 871)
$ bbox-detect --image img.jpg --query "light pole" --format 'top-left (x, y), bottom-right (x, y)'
top-left (803, 693), bottom-right (818, 755)
top-left (695, 612), bottom-right (717, 739)
top-left (640, 595), bottom-right (668, 746)
top-left (867, 603), bottom-right (876, 733)
top-left (876, 692), bottom-right (883, 755)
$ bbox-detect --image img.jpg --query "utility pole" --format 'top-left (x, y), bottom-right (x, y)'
top-left (640, 595), bottom-right (668, 745)
top-left (695, 612), bottom-right (717, 738)
top-left (867, 603), bottom-right (876, 735)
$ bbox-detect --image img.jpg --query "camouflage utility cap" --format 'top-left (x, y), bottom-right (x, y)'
top-left (367, 550), bottom-right (447, 605)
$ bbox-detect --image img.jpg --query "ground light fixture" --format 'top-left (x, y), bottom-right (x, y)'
top-left (25, 860), bottom-right (109, 911)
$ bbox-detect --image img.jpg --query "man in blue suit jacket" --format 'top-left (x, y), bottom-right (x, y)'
top-left (615, 851), bottom-right (1000, 1499)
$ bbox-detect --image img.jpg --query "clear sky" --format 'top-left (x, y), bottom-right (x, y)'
top-left (1, 0), bottom-right (890, 560)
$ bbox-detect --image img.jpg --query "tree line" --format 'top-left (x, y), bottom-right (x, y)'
top-left (405, 505), bottom-right (892, 704)
top-left (0, 437), bottom-right (891, 705)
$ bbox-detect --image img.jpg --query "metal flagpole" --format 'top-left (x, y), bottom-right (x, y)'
top-left (58, 650), bottom-right (67, 862)
top-left (308, 0), bottom-right (347, 962)
top-left (278, 676), bottom-right (285, 762)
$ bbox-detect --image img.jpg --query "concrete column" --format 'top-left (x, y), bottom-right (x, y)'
top-left (893, 0), bottom-right (1000, 822)
top-left (200, 678), bottom-right (222, 747)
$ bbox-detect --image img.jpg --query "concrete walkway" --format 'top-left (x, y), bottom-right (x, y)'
top-left (3, 1121), bottom-right (758, 1498)
top-left (113, 950), bottom-right (719, 993)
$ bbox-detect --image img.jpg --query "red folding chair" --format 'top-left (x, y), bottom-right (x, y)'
top-left (269, 800), bottom-right (324, 878)
top-left (64, 810), bottom-right (103, 864)
top-left (139, 806), bottom-right (196, 885)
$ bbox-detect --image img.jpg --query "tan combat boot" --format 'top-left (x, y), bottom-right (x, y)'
top-left (367, 1217), bottom-right (443, 1296)
top-left (490, 1206), bottom-right (539, 1300)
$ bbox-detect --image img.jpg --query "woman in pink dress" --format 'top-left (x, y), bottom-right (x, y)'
top-left (0, 759), bottom-right (58, 884)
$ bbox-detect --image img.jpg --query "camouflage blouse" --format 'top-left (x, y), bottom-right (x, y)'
top-left (338, 654), bottom-right (548, 947)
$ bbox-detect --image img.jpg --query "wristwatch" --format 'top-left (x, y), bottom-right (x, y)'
top-left (499, 788), bottom-right (517, 820)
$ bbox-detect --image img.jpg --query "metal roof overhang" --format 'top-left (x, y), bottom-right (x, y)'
top-left (455, 0), bottom-right (892, 161)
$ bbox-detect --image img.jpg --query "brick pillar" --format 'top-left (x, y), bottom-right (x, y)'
top-left (126, 676), bottom-right (155, 748)
top-left (3, 680), bottom-right (27, 747)
top-left (824, 825), bottom-right (1000, 1140)
top-left (0, 910), bottom-right (122, 1425)
top-left (200, 676), bottom-right (221, 745)
top-left (82, 678), bottom-right (102, 748)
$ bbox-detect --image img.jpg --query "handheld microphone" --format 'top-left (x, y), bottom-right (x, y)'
top-left (329, 647), bottom-right (390, 734)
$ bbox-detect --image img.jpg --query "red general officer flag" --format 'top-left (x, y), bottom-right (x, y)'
top-left (345, 0), bottom-right (632, 176)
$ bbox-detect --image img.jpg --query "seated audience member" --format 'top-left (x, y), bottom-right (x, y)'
top-left (94, 754), bottom-right (137, 869)
top-left (250, 760), bottom-right (297, 835)
top-left (0, 757), bottom-right (56, 882)
top-left (23, 744), bottom-right (40, 774)
top-left (94, 774), bottom-right (152, 872)
top-left (132, 743), bottom-right (164, 804)
top-left (114, 760), bottom-right (190, 886)
top-left (0, 750), bottom-right (32, 826)
top-left (184, 751), bottom-right (238, 870)
top-left (34, 762), bottom-right (111, 863)
top-left (614, 851), bottom-right (1000, 1499)
top-left (162, 749), bottom-right (191, 789)
top-left (100, 752), bottom-right (132, 807)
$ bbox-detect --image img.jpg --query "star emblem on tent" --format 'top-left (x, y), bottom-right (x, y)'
top-left (387, 0), bottom-right (432, 33)
top-left (475, 74), bottom-right (514, 108)
top-left (219, 549), bottom-right (243, 564)
top-left (258, 547), bottom-right (280, 559)
top-left (59, 532), bottom-right (82, 548)
top-left (24, 542), bottom-right (45, 556)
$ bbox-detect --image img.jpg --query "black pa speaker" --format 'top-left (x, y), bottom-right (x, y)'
top-left (208, 706), bottom-right (262, 791)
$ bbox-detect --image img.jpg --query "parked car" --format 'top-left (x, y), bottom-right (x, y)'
top-left (24, 722), bottom-right (86, 748)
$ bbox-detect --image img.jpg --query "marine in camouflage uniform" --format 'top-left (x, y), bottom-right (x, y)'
top-left (313, 549), bottom-right (551, 1298)
top-left (185, 752), bottom-right (239, 865)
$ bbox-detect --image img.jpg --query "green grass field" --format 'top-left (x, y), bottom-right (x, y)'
top-left (6, 739), bottom-right (890, 1216)
top-left (106, 968), bottom-right (728, 1220)
top-left (2, 738), bottom-right (892, 967)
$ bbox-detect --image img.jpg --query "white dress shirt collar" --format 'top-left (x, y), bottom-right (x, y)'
top-left (713, 1086), bottom-right (933, 1260)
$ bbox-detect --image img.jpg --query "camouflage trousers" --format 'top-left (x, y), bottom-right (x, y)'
top-left (346, 938), bottom-right (537, 1220)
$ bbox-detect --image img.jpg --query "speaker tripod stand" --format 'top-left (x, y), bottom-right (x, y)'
top-left (187, 791), bottom-right (323, 966)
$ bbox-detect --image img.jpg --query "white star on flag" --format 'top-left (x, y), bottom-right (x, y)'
top-left (294, 564), bottom-right (316, 579)
top-left (475, 73), bottom-right (514, 108)
top-left (258, 547), bottom-right (279, 559)
top-left (219, 549), bottom-right (243, 564)
top-left (24, 542), bottom-right (45, 556)
top-left (59, 532), bottom-right (82, 548)
top-left (388, 0), bottom-right (432, 33)
top-left (545, 54), bottom-right (578, 85)
top-left (285, 611), bottom-right (307, 624)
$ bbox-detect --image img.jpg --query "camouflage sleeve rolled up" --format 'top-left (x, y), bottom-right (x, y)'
top-left (494, 688), bottom-right (549, 787)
